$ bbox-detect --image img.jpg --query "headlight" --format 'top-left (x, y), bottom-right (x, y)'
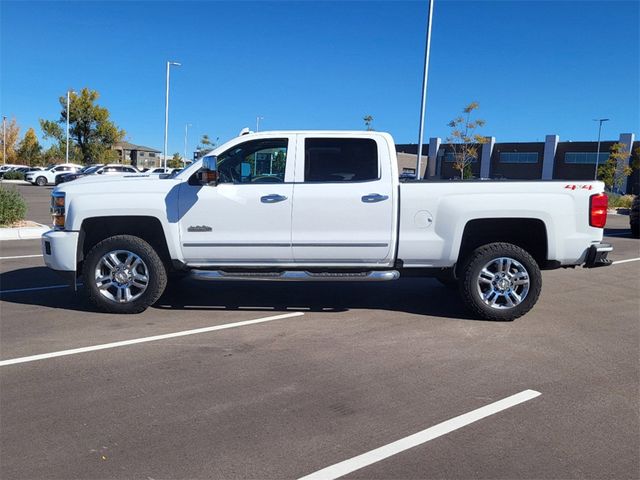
top-left (51, 192), bottom-right (66, 229)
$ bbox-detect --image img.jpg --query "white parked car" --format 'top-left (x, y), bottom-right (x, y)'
top-left (26, 163), bottom-right (83, 186)
top-left (43, 130), bottom-right (612, 319)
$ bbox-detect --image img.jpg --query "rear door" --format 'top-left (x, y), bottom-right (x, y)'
top-left (291, 134), bottom-right (395, 265)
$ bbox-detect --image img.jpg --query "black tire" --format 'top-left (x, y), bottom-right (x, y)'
top-left (82, 235), bottom-right (167, 314)
top-left (631, 223), bottom-right (639, 239)
top-left (459, 242), bottom-right (542, 321)
top-left (35, 176), bottom-right (47, 186)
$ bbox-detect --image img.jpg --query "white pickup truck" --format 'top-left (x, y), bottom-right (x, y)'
top-left (42, 131), bottom-right (612, 320)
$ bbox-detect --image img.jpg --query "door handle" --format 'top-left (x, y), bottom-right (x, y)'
top-left (361, 193), bottom-right (389, 203)
top-left (261, 194), bottom-right (288, 203)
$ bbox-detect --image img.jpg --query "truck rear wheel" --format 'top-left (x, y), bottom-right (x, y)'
top-left (459, 242), bottom-right (541, 321)
top-left (82, 235), bottom-right (167, 314)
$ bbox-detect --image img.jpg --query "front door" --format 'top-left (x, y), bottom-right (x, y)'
top-left (178, 136), bottom-right (295, 265)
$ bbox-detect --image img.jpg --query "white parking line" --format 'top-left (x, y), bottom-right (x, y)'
top-left (612, 257), bottom-right (640, 265)
top-left (0, 284), bottom-right (72, 294)
top-left (0, 311), bottom-right (304, 367)
top-left (0, 254), bottom-right (43, 260)
top-left (298, 389), bottom-right (541, 480)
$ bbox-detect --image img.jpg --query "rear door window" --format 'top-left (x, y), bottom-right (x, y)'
top-left (304, 138), bottom-right (378, 182)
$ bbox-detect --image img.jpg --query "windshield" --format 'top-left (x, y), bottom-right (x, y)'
top-left (84, 166), bottom-right (102, 174)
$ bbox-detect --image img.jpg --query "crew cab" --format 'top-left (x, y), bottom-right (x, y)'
top-left (42, 131), bottom-right (612, 320)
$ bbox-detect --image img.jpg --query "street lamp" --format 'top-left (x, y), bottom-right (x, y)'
top-left (416, 0), bottom-right (435, 180)
top-left (256, 116), bottom-right (264, 132)
top-left (184, 123), bottom-right (192, 166)
top-left (2, 116), bottom-right (6, 165)
top-left (66, 89), bottom-right (76, 163)
top-left (163, 61), bottom-right (181, 169)
top-left (593, 118), bottom-right (610, 181)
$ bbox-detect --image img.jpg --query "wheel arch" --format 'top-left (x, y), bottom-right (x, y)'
top-left (456, 218), bottom-right (549, 272)
top-left (78, 216), bottom-right (174, 272)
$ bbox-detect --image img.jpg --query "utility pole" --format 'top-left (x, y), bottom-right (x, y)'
top-left (163, 61), bottom-right (181, 169)
top-left (593, 118), bottom-right (610, 181)
top-left (416, 0), bottom-right (435, 180)
top-left (256, 116), bottom-right (264, 132)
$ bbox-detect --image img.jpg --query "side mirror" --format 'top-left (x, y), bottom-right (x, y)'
top-left (199, 155), bottom-right (219, 186)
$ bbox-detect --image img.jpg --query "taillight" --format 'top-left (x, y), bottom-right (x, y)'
top-left (589, 193), bottom-right (608, 228)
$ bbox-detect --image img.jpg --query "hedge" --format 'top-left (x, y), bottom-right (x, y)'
top-left (0, 186), bottom-right (27, 226)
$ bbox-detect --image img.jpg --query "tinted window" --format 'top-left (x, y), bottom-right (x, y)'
top-left (304, 138), bottom-right (378, 182)
top-left (216, 139), bottom-right (288, 184)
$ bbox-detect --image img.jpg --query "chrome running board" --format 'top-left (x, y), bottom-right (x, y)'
top-left (189, 270), bottom-right (400, 282)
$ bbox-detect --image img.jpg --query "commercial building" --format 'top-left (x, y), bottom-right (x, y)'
top-left (396, 132), bottom-right (639, 194)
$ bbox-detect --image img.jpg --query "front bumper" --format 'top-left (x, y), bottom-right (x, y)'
top-left (41, 230), bottom-right (79, 272)
top-left (583, 243), bottom-right (613, 268)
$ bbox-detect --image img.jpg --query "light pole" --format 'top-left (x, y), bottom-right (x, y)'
top-left (184, 123), bottom-right (192, 166)
top-left (163, 61), bottom-right (181, 170)
top-left (593, 118), bottom-right (609, 181)
top-left (416, 0), bottom-right (435, 180)
top-left (2, 116), bottom-right (6, 165)
top-left (66, 90), bottom-right (76, 163)
top-left (256, 116), bottom-right (264, 132)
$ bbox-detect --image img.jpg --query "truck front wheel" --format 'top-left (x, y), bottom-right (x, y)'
top-left (459, 242), bottom-right (542, 321)
top-left (82, 235), bottom-right (167, 314)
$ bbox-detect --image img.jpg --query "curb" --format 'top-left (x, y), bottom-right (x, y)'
top-left (0, 223), bottom-right (50, 241)
top-left (0, 179), bottom-right (30, 185)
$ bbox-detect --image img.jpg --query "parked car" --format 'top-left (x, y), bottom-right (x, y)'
top-left (56, 164), bottom-right (141, 185)
top-left (26, 163), bottom-right (83, 186)
top-left (631, 195), bottom-right (639, 238)
top-left (0, 164), bottom-right (29, 178)
top-left (43, 130), bottom-right (612, 319)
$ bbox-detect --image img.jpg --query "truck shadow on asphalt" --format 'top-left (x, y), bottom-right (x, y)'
top-left (0, 267), bottom-right (482, 321)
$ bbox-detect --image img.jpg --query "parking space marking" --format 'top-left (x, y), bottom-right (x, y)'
top-left (0, 254), bottom-right (43, 260)
top-left (612, 257), bottom-right (640, 265)
top-left (0, 284), bottom-right (72, 294)
top-left (0, 311), bottom-right (304, 367)
top-left (298, 389), bottom-right (541, 480)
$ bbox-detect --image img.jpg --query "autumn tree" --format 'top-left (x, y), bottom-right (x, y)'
top-left (0, 117), bottom-right (20, 164)
top-left (39, 88), bottom-right (125, 164)
top-left (597, 143), bottom-right (636, 192)
top-left (363, 115), bottom-right (374, 131)
top-left (446, 102), bottom-right (488, 180)
top-left (17, 128), bottom-right (42, 166)
top-left (167, 153), bottom-right (183, 169)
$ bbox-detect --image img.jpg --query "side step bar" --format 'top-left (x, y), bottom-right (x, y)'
top-left (189, 270), bottom-right (400, 282)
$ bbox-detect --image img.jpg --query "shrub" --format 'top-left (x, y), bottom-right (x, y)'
top-left (607, 194), bottom-right (634, 209)
top-left (3, 171), bottom-right (25, 180)
top-left (0, 186), bottom-right (27, 226)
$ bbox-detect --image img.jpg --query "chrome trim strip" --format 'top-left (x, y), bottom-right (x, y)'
top-left (183, 242), bottom-right (389, 248)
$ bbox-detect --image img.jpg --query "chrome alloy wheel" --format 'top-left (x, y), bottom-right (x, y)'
top-left (476, 257), bottom-right (530, 309)
top-left (94, 250), bottom-right (149, 303)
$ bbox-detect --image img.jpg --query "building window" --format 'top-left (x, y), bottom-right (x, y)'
top-left (148, 153), bottom-right (156, 158)
top-left (441, 151), bottom-right (478, 163)
top-left (565, 152), bottom-right (609, 164)
top-left (499, 152), bottom-right (538, 163)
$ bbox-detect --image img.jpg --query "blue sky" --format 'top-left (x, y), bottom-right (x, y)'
top-left (1, 0), bottom-right (638, 155)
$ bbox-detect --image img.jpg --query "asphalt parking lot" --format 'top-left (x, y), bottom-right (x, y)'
top-left (1, 184), bottom-right (639, 479)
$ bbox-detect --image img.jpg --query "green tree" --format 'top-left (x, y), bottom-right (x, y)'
top-left (446, 102), bottom-right (488, 180)
top-left (17, 128), bottom-right (42, 166)
top-left (0, 117), bottom-right (20, 164)
top-left (39, 88), bottom-right (125, 164)
top-left (168, 153), bottom-right (183, 169)
top-left (41, 145), bottom-right (65, 167)
top-left (363, 115), bottom-right (374, 131)
top-left (597, 143), bottom-right (635, 192)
